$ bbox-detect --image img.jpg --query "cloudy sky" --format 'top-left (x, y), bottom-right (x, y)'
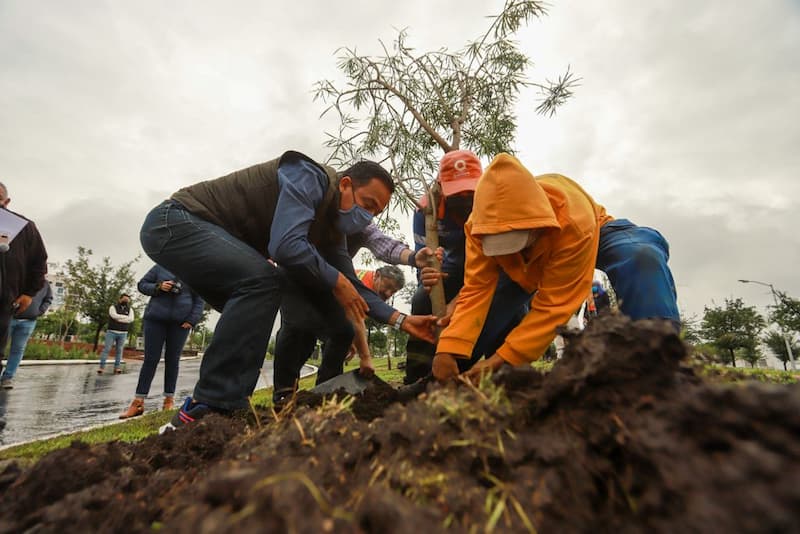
top-left (1, 0), bottom-right (798, 323)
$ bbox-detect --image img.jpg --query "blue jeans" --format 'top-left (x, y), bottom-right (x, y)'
top-left (140, 200), bottom-right (283, 410)
top-left (596, 219), bottom-right (679, 326)
top-left (99, 330), bottom-right (128, 368)
top-left (1, 318), bottom-right (38, 379)
top-left (135, 318), bottom-right (191, 397)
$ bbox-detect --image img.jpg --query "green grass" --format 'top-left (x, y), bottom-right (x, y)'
top-left (22, 341), bottom-right (94, 360)
top-left (698, 364), bottom-right (799, 385)
top-left (0, 356), bottom-right (406, 462)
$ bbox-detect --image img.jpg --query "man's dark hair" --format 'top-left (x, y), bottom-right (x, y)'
top-left (340, 161), bottom-right (395, 193)
top-left (376, 265), bottom-right (405, 288)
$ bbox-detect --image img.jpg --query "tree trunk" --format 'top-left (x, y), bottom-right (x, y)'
top-left (93, 325), bottom-right (103, 352)
top-left (729, 349), bottom-right (736, 368)
top-left (424, 183), bottom-right (446, 322)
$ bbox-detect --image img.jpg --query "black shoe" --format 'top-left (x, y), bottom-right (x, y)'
top-left (159, 397), bottom-right (212, 434)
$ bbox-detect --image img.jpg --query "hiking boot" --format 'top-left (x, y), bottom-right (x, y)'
top-left (1, 377), bottom-right (13, 389)
top-left (162, 396), bottom-right (174, 411)
top-left (159, 397), bottom-right (212, 434)
top-left (119, 398), bottom-right (145, 419)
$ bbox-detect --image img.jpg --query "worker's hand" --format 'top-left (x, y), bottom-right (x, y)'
top-left (159, 280), bottom-right (175, 292)
top-left (359, 355), bottom-right (375, 378)
top-left (436, 298), bottom-right (459, 330)
top-left (462, 354), bottom-right (506, 385)
top-left (421, 267), bottom-right (448, 293)
top-left (414, 246), bottom-right (444, 270)
top-left (432, 353), bottom-right (460, 382)
top-left (13, 294), bottom-right (33, 315)
top-left (333, 273), bottom-right (368, 322)
top-left (180, 322), bottom-right (192, 329)
top-left (344, 344), bottom-right (357, 363)
top-left (402, 315), bottom-right (438, 343)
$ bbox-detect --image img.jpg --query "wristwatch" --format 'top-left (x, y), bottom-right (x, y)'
top-left (407, 251), bottom-right (417, 267)
top-left (393, 313), bottom-right (407, 331)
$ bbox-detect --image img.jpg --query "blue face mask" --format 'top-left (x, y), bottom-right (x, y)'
top-left (336, 204), bottom-right (373, 235)
top-left (336, 184), bottom-right (375, 235)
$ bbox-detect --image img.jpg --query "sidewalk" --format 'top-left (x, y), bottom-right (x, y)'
top-left (18, 355), bottom-right (202, 366)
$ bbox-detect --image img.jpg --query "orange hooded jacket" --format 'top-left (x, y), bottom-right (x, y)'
top-left (436, 153), bottom-right (613, 365)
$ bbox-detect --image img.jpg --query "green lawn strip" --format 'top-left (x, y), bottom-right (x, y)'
top-left (698, 364), bottom-right (799, 385)
top-left (0, 357), bottom-right (404, 462)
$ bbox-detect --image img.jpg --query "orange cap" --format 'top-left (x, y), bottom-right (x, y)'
top-left (438, 150), bottom-right (482, 197)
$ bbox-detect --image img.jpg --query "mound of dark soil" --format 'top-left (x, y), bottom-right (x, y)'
top-left (1, 315), bottom-right (799, 533)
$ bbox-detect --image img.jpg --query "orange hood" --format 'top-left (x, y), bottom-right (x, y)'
top-left (470, 153), bottom-right (561, 236)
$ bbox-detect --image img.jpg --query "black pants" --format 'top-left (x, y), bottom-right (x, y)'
top-left (272, 277), bottom-right (354, 401)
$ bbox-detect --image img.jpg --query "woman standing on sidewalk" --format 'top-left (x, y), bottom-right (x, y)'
top-left (119, 264), bottom-right (204, 419)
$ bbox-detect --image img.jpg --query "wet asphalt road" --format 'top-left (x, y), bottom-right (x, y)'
top-left (0, 359), bottom-right (314, 447)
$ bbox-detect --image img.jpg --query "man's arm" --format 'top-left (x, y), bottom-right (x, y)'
top-left (38, 283), bottom-right (54, 316)
top-left (21, 221), bottom-right (48, 297)
top-left (109, 305), bottom-right (132, 322)
top-left (267, 159), bottom-right (341, 291)
top-left (328, 243), bottom-right (396, 324)
top-left (137, 266), bottom-right (161, 296)
top-left (359, 222), bottom-right (416, 266)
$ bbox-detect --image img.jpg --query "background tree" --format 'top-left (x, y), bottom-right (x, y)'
top-left (62, 247), bottom-right (139, 350)
top-left (769, 291), bottom-right (800, 336)
top-left (763, 330), bottom-right (800, 370)
top-left (315, 0), bottom-right (577, 316)
top-left (700, 298), bottom-right (766, 367)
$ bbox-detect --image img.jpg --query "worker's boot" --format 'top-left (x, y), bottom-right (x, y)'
top-left (119, 398), bottom-right (145, 419)
top-left (162, 396), bottom-right (175, 411)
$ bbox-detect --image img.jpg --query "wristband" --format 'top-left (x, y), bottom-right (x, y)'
top-left (393, 313), bottom-right (406, 331)
top-left (407, 251), bottom-right (417, 267)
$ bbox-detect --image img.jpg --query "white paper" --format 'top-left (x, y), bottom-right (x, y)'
top-left (0, 208), bottom-right (29, 243)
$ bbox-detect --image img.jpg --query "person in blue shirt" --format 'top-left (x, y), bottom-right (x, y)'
top-left (140, 151), bottom-right (436, 432)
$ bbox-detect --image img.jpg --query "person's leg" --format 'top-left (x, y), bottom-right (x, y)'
top-left (596, 219), bottom-right (680, 329)
top-left (113, 332), bottom-right (127, 369)
top-left (135, 319), bottom-right (167, 398)
top-left (98, 331), bottom-right (114, 369)
top-left (314, 297), bottom-right (354, 385)
top-left (463, 273), bottom-right (533, 371)
top-left (273, 278), bottom-right (327, 400)
top-left (140, 200), bottom-right (282, 410)
top-left (404, 285), bottom-right (436, 384)
top-left (162, 322), bottom-right (191, 397)
top-left (1, 319), bottom-right (37, 381)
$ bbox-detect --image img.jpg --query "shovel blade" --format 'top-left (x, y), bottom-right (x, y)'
top-left (312, 370), bottom-right (376, 395)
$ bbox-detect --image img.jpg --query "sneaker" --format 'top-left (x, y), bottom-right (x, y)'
top-left (1, 378), bottom-right (12, 389)
top-left (159, 397), bottom-right (212, 434)
top-left (97, 367), bottom-right (105, 375)
top-left (114, 367), bottom-right (123, 375)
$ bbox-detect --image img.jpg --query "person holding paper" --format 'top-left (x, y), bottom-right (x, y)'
top-left (0, 182), bottom-right (48, 387)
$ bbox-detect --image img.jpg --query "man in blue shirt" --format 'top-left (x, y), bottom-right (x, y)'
top-left (140, 151), bottom-right (436, 432)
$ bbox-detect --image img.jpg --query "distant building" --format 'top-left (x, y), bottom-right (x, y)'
top-left (45, 261), bottom-right (67, 312)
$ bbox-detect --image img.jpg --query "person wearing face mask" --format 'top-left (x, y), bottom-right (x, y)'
top-left (0, 182), bottom-right (48, 402)
top-left (140, 151), bottom-right (437, 432)
top-left (404, 151), bottom-right (532, 384)
top-left (97, 293), bottom-right (135, 374)
top-left (431, 153), bottom-right (679, 383)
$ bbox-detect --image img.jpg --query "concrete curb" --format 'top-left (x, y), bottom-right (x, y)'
top-left (18, 356), bottom-right (202, 366)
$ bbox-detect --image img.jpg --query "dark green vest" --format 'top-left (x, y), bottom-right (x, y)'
top-left (171, 151), bottom-right (341, 258)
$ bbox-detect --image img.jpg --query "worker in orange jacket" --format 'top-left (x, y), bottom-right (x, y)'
top-left (432, 153), bottom-right (679, 381)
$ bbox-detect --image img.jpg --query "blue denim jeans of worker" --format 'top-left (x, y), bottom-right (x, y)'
top-left (140, 200), bottom-right (282, 411)
top-left (1, 318), bottom-right (38, 380)
top-left (99, 330), bottom-right (128, 369)
top-left (272, 276), bottom-right (355, 401)
top-left (404, 271), bottom-right (531, 383)
top-left (135, 318), bottom-right (191, 398)
top-left (596, 219), bottom-right (679, 327)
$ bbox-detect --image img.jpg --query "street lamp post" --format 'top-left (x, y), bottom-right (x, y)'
top-left (738, 279), bottom-right (796, 371)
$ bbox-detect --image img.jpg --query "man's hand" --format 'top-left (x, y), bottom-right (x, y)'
top-left (344, 344), bottom-right (357, 363)
top-left (180, 322), bottom-right (192, 329)
top-left (13, 294), bottom-right (33, 315)
top-left (463, 354), bottom-right (506, 385)
top-left (432, 352), bottom-right (460, 382)
top-left (359, 355), bottom-right (375, 378)
top-left (436, 298), bottom-right (459, 329)
top-left (414, 246), bottom-right (444, 270)
top-left (333, 273), bottom-right (368, 322)
top-left (401, 315), bottom-right (438, 343)
top-left (421, 267), bottom-right (448, 293)
top-left (159, 280), bottom-right (175, 292)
